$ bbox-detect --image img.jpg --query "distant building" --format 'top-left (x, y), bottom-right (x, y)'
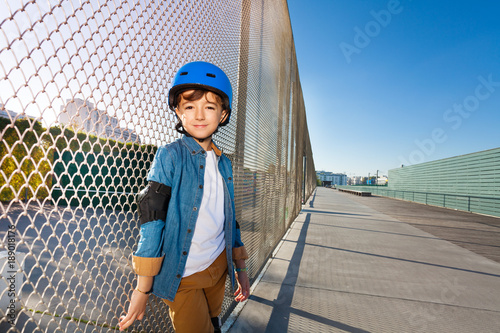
top-left (0, 104), bottom-right (36, 121)
top-left (58, 98), bottom-right (139, 143)
top-left (377, 176), bottom-right (388, 185)
top-left (348, 176), bottom-right (363, 185)
top-left (347, 175), bottom-right (388, 185)
top-left (316, 171), bottom-right (347, 186)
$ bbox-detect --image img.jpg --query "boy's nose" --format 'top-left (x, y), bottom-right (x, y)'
top-left (194, 108), bottom-right (205, 119)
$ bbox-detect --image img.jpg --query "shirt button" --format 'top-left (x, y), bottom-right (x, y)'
top-left (192, 151), bottom-right (196, 154)
top-left (183, 251), bottom-right (187, 255)
top-left (199, 185), bottom-right (203, 189)
top-left (187, 229), bottom-right (192, 233)
top-left (200, 165), bottom-right (204, 169)
top-left (176, 274), bottom-right (181, 278)
top-left (193, 207), bottom-right (197, 211)
top-left (228, 177), bottom-right (232, 180)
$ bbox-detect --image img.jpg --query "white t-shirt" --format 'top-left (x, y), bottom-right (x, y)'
top-left (183, 150), bottom-right (225, 277)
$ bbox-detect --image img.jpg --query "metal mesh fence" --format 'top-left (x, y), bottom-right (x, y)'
top-left (0, 0), bottom-right (316, 332)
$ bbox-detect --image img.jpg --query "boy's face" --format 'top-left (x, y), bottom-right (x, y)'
top-left (175, 90), bottom-right (228, 144)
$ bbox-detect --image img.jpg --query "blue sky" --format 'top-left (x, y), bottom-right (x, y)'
top-left (287, 0), bottom-right (500, 177)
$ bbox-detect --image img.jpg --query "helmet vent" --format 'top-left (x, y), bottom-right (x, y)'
top-left (180, 72), bottom-right (188, 76)
top-left (206, 73), bottom-right (216, 78)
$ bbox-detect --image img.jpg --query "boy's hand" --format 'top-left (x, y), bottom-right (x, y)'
top-left (234, 270), bottom-right (250, 302)
top-left (118, 290), bottom-right (149, 331)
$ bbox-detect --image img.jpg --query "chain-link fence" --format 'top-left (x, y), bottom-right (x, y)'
top-left (0, 0), bottom-right (316, 331)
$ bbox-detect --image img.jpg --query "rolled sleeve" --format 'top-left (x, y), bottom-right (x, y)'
top-left (132, 255), bottom-right (164, 276)
top-left (232, 246), bottom-right (249, 261)
top-left (232, 221), bottom-right (248, 260)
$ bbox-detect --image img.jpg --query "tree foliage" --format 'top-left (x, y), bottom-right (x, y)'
top-left (0, 117), bottom-right (156, 202)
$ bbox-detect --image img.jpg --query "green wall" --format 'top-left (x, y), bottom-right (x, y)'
top-left (52, 149), bottom-right (154, 211)
top-left (389, 147), bottom-right (500, 198)
top-left (339, 147), bottom-right (500, 218)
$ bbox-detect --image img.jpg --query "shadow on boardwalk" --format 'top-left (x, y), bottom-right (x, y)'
top-left (345, 193), bottom-right (500, 264)
top-left (228, 187), bottom-right (500, 333)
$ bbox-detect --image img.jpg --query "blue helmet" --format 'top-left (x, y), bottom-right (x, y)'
top-left (168, 61), bottom-right (233, 126)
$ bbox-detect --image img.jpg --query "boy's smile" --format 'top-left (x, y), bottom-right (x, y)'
top-left (175, 90), bottom-right (228, 150)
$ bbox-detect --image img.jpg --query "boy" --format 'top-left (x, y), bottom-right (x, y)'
top-left (119, 61), bottom-right (250, 332)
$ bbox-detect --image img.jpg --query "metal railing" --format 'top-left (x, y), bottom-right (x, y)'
top-left (337, 186), bottom-right (500, 218)
top-left (0, 1), bottom-right (316, 332)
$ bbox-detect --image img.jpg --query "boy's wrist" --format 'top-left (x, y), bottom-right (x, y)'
top-left (135, 287), bottom-right (152, 295)
top-left (136, 275), bottom-right (154, 295)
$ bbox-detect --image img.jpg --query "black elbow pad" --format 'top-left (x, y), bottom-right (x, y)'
top-left (137, 181), bottom-right (171, 225)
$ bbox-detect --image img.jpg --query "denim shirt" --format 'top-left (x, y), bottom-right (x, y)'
top-left (133, 135), bottom-right (245, 301)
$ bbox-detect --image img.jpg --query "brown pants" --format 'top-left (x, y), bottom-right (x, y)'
top-left (163, 250), bottom-right (228, 333)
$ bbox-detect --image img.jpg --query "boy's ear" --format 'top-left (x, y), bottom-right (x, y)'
top-left (175, 107), bottom-right (182, 119)
top-left (220, 110), bottom-right (229, 123)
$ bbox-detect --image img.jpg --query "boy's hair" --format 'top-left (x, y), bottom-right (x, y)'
top-left (173, 89), bottom-right (229, 135)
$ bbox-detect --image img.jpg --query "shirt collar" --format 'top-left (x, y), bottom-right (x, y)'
top-left (181, 135), bottom-right (222, 157)
top-left (211, 141), bottom-right (222, 157)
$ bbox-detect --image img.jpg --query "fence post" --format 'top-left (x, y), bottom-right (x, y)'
top-left (302, 155), bottom-right (306, 204)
